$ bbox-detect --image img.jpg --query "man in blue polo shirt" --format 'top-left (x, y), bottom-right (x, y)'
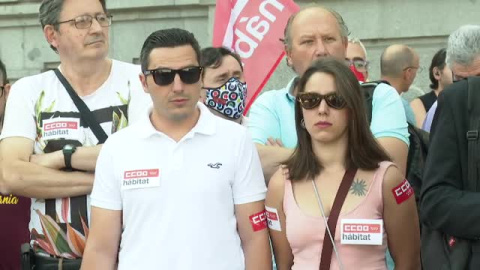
top-left (248, 6), bottom-right (409, 180)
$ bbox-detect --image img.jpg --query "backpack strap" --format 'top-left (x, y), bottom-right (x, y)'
top-left (361, 80), bottom-right (390, 124)
top-left (467, 77), bottom-right (480, 191)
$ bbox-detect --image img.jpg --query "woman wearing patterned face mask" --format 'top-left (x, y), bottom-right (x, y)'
top-left (265, 57), bottom-right (420, 270)
top-left (200, 47), bottom-right (248, 126)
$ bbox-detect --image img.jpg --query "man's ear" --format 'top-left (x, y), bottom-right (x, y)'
top-left (3, 83), bottom-right (11, 99)
top-left (200, 69), bottom-right (204, 88)
top-left (44, 25), bottom-right (59, 51)
top-left (402, 68), bottom-right (410, 81)
top-left (285, 45), bottom-right (292, 67)
top-left (139, 73), bottom-right (149, 94)
top-left (342, 37), bottom-right (348, 51)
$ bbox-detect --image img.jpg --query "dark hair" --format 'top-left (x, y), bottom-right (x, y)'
top-left (285, 57), bottom-right (391, 181)
top-left (429, 48), bottom-right (447, 89)
top-left (200, 47), bottom-right (243, 78)
top-left (0, 59), bottom-right (7, 85)
top-left (39, 0), bottom-right (108, 53)
top-left (140, 28), bottom-right (201, 73)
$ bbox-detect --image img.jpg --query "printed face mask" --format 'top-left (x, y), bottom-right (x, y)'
top-left (203, 77), bottom-right (247, 119)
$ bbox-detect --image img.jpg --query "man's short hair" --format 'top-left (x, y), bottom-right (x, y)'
top-left (0, 59), bottom-right (7, 85)
top-left (446, 25), bottom-right (480, 68)
top-left (348, 36), bottom-right (368, 59)
top-left (200, 47), bottom-right (243, 78)
top-left (39, 0), bottom-right (107, 52)
top-left (380, 45), bottom-right (416, 77)
top-left (139, 28), bottom-right (201, 73)
top-left (282, 5), bottom-right (349, 51)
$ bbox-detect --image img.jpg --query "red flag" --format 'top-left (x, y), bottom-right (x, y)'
top-left (213, 0), bottom-right (299, 114)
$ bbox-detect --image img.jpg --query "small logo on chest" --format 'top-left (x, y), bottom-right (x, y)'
top-left (207, 163), bottom-right (223, 169)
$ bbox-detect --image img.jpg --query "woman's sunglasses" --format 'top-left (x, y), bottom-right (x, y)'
top-left (297, 92), bottom-right (347, 110)
top-left (144, 66), bottom-right (203, 86)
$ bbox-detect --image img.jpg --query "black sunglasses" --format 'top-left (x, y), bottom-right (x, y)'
top-left (144, 66), bottom-right (203, 86)
top-left (297, 92), bottom-right (346, 110)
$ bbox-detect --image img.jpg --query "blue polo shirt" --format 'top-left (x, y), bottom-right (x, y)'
top-left (248, 78), bottom-right (409, 148)
top-left (401, 97), bottom-right (416, 126)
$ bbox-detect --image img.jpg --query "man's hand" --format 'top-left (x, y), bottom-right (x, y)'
top-left (266, 137), bottom-right (284, 147)
top-left (30, 151), bottom-right (64, 170)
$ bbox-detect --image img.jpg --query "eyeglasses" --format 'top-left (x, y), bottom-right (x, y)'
top-left (144, 66), bottom-right (203, 86)
top-left (0, 86), bottom-right (4, 98)
top-left (297, 92), bottom-right (347, 110)
top-left (403, 66), bottom-right (424, 73)
top-left (345, 58), bottom-right (369, 71)
top-left (55, 14), bottom-right (112, 29)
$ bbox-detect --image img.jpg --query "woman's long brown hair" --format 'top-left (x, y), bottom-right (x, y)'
top-left (284, 57), bottom-right (392, 181)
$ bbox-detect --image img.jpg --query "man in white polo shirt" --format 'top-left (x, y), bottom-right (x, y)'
top-left (81, 28), bottom-right (272, 270)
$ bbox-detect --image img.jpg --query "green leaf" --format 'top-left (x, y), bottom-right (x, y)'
top-left (118, 111), bottom-right (128, 130)
top-left (34, 90), bottom-right (45, 117)
top-left (112, 111), bottom-right (120, 133)
top-left (36, 210), bottom-right (73, 256)
top-left (117, 92), bottom-right (128, 105)
top-left (127, 81), bottom-right (132, 103)
top-left (45, 100), bottom-right (56, 113)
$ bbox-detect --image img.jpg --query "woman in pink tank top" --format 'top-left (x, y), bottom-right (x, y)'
top-left (265, 58), bottom-right (420, 270)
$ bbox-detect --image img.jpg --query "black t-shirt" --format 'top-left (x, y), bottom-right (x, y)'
top-left (419, 90), bottom-right (437, 112)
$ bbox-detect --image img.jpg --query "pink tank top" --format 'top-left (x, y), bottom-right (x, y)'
top-left (284, 162), bottom-right (392, 270)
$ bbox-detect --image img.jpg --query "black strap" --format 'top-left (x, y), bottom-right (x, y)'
top-left (467, 77), bottom-right (480, 191)
top-left (361, 80), bottom-right (390, 124)
top-left (319, 167), bottom-right (358, 270)
top-left (53, 68), bottom-right (108, 144)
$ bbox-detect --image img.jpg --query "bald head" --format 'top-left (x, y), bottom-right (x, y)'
top-left (380, 44), bottom-right (418, 77)
top-left (283, 5), bottom-right (349, 50)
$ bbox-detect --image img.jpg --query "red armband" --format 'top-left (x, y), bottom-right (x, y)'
top-left (249, 210), bottom-right (267, 232)
top-left (392, 179), bottom-right (414, 204)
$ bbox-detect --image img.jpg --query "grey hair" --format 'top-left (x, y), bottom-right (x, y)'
top-left (39, 0), bottom-right (64, 32)
top-left (348, 36), bottom-right (368, 59)
top-left (282, 5), bottom-right (349, 51)
top-left (446, 25), bottom-right (480, 68)
top-left (39, 0), bottom-right (107, 52)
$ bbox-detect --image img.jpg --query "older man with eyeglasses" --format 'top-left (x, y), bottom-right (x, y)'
top-left (247, 6), bottom-right (409, 184)
top-left (0, 0), bottom-right (150, 268)
top-left (346, 36), bottom-right (370, 82)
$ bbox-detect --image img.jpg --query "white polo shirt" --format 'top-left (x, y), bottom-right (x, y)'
top-left (91, 103), bottom-right (266, 270)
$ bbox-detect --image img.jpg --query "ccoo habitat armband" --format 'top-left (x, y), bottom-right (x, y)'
top-left (392, 179), bottom-right (414, 204)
